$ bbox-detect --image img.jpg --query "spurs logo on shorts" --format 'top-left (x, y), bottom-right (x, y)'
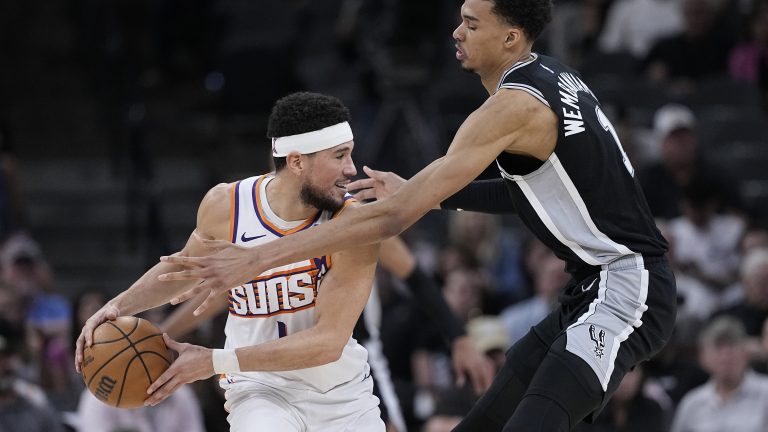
top-left (589, 325), bottom-right (606, 359)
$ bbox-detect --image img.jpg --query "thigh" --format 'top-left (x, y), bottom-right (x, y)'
top-left (303, 374), bottom-right (385, 432)
top-left (512, 335), bottom-right (607, 430)
top-left (226, 386), bottom-right (304, 432)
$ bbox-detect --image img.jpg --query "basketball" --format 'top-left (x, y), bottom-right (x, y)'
top-left (81, 316), bottom-right (173, 408)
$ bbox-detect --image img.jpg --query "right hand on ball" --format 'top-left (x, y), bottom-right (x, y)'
top-left (75, 303), bottom-right (120, 373)
top-left (347, 166), bottom-right (406, 202)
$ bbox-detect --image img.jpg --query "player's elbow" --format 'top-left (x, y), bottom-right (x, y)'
top-left (315, 335), bottom-right (346, 365)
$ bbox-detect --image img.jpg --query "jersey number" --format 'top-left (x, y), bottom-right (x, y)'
top-left (595, 106), bottom-right (634, 177)
top-left (277, 321), bottom-right (287, 338)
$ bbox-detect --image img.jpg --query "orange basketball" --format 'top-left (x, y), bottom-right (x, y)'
top-left (81, 316), bottom-right (172, 408)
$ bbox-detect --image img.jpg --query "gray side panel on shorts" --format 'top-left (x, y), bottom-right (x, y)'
top-left (564, 264), bottom-right (649, 390)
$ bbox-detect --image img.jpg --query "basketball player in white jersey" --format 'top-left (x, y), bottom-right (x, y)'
top-left (75, 92), bottom-right (385, 431)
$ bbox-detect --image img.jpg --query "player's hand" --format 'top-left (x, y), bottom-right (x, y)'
top-left (158, 233), bottom-right (260, 316)
top-left (347, 166), bottom-right (406, 201)
top-left (451, 335), bottom-right (495, 395)
top-left (74, 303), bottom-right (120, 374)
top-left (145, 334), bottom-right (214, 406)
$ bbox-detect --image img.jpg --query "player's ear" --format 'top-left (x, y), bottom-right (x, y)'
top-left (504, 28), bottom-right (523, 48)
top-left (286, 152), bottom-right (304, 175)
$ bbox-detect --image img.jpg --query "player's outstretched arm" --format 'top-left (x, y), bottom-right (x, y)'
top-left (144, 229), bottom-right (381, 406)
top-left (351, 167), bottom-right (516, 214)
top-left (74, 183), bottom-right (231, 373)
top-left (159, 89), bottom-right (550, 315)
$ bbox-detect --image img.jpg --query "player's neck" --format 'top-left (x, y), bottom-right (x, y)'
top-left (265, 174), bottom-right (317, 222)
top-left (481, 48), bottom-right (534, 94)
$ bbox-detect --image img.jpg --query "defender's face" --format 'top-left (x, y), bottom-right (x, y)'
top-left (453, 0), bottom-right (511, 74)
top-left (300, 142), bottom-right (357, 212)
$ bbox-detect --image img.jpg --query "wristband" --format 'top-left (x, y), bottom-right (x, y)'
top-left (212, 349), bottom-right (241, 374)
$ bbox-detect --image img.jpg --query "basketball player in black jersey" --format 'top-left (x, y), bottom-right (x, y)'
top-left (158, 0), bottom-right (677, 430)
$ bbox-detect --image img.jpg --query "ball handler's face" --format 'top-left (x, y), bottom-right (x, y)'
top-left (453, 0), bottom-right (512, 74)
top-left (300, 142), bottom-right (357, 212)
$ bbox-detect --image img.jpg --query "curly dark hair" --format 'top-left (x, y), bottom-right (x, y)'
top-left (488, 0), bottom-right (553, 41)
top-left (268, 92), bottom-right (351, 171)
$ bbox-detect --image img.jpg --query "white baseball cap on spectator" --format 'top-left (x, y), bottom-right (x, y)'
top-left (654, 104), bottom-right (696, 139)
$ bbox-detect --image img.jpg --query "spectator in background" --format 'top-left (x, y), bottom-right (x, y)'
top-left (447, 211), bottom-right (525, 305)
top-left (671, 317), bottom-right (768, 432)
top-left (1, 233), bottom-right (55, 300)
top-left (638, 104), bottom-right (739, 220)
top-left (0, 318), bottom-right (64, 432)
top-left (466, 316), bottom-right (510, 371)
top-left (442, 268), bottom-right (486, 324)
top-left (742, 226), bottom-right (768, 253)
top-left (598, 0), bottom-right (682, 58)
top-left (714, 248), bottom-right (768, 337)
top-left (669, 177), bottom-right (745, 291)
top-left (645, 0), bottom-right (736, 93)
top-left (729, 0), bottom-right (768, 104)
top-left (499, 247), bottom-right (569, 345)
top-left (656, 222), bottom-right (718, 341)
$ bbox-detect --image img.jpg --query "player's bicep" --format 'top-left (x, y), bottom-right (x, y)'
top-left (389, 95), bottom-right (525, 218)
top-left (314, 243), bottom-right (380, 337)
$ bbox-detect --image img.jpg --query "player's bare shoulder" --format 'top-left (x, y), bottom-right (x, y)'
top-left (489, 87), bottom-right (558, 160)
top-left (196, 182), bottom-right (232, 240)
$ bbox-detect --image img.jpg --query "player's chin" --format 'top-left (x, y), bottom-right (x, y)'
top-left (458, 61), bottom-right (475, 74)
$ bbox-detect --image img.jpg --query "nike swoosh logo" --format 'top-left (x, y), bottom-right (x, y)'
top-left (582, 279), bottom-right (597, 292)
top-left (241, 233), bottom-right (266, 242)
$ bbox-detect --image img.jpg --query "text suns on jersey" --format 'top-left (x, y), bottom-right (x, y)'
top-left (228, 256), bottom-right (330, 317)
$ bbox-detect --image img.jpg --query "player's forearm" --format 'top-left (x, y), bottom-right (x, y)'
top-left (234, 327), bottom-right (347, 371)
top-left (258, 198), bottom-right (408, 271)
top-left (110, 261), bottom-right (202, 316)
top-left (160, 291), bottom-right (228, 339)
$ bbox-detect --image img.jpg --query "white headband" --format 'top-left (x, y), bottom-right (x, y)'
top-left (271, 122), bottom-right (353, 157)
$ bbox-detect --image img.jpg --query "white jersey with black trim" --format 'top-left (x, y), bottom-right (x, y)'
top-left (221, 174), bottom-right (369, 392)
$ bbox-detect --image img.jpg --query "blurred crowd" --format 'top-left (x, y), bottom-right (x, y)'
top-left (1, 0), bottom-right (768, 431)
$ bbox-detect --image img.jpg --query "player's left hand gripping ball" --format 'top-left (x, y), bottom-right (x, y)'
top-left (144, 334), bottom-right (215, 406)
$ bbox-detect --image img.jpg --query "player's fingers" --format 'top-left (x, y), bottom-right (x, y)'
top-left (75, 335), bottom-right (85, 373)
top-left (162, 333), bottom-right (183, 352)
top-left (362, 165), bottom-right (385, 179)
top-left (159, 255), bottom-right (205, 268)
top-left (83, 322), bottom-right (95, 347)
top-left (193, 291), bottom-right (218, 317)
top-left (146, 376), bottom-right (180, 406)
top-left (347, 178), bottom-right (374, 191)
top-left (170, 285), bottom-right (204, 305)
top-left (192, 231), bottom-right (232, 249)
top-left (353, 188), bottom-right (377, 201)
top-left (158, 268), bottom-right (205, 282)
top-left (146, 367), bottom-right (175, 396)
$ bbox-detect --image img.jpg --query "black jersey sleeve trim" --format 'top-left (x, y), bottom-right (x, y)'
top-left (441, 178), bottom-right (516, 214)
